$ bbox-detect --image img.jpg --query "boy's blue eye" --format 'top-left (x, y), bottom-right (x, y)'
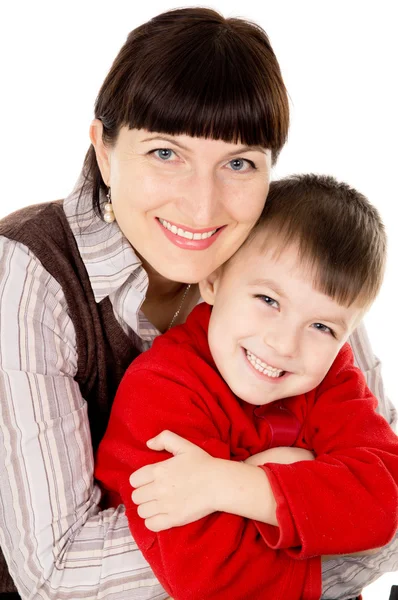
top-left (255, 294), bottom-right (279, 308)
top-left (312, 322), bottom-right (334, 337)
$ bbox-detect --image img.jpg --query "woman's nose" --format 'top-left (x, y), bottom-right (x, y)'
top-left (177, 172), bottom-right (220, 226)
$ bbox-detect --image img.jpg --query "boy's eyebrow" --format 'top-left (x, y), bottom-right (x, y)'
top-left (249, 278), bottom-right (286, 298)
top-left (314, 316), bottom-right (349, 331)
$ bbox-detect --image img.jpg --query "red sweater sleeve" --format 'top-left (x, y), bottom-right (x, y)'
top-left (95, 364), bottom-right (320, 600)
top-left (257, 344), bottom-right (398, 558)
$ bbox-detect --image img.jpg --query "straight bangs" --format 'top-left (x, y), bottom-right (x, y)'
top-left (250, 174), bottom-right (387, 309)
top-left (263, 226), bottom-right (385, 310)
top-left (97, 12), bottom-right (289, 158)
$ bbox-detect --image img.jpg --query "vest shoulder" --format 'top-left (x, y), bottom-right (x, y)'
top-left (0, 200), bottom-right (65, 236)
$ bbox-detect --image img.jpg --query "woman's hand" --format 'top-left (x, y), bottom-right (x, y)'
top-left (129, 431), bottom-right (219, 532)
top-left (244, 446), bottom-right (315, 466)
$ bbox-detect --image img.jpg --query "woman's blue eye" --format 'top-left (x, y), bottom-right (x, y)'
top-left (312, 323), bottom-right (334, 336)
top-left (154, 149), bottom-right (175, 160)
top-left (256, 294), bottom-right (279, 308)
top-left (228, 158), bottom-right (256, 172)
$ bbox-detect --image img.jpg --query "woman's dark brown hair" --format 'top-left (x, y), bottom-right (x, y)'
top-left (81, 7), bottom-right (289, 216)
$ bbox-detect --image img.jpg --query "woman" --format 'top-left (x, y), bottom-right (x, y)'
top-left (0, 7), bottom-right (396, 600)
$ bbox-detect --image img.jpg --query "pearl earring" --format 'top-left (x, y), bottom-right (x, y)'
top-left (104, 188), bottom-right (115, 223)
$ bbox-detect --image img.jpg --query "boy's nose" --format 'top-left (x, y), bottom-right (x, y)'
top-left (263, 328), bottom-right (299, 359)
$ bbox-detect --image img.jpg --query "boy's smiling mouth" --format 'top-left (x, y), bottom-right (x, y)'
top-left (245, 349), bottom-right (286, 378)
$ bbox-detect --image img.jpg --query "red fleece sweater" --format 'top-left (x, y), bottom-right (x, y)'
top-left (95, 303), bottom-right (398, 600)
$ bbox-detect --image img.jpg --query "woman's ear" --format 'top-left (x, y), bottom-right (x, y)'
top-left (89, 119), bottom-right (111, 185)
top-left (199, 268), bottom-right (223, 306)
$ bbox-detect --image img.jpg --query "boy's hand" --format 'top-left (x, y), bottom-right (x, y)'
top-left (244, 446), bottom-right (315, 466)
top-left (129, 431), bottom-right (218, 532)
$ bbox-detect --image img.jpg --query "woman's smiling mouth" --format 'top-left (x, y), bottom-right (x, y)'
top-left (156, 217), bottom-right (226, 250)
top-left (158, 218), bottom-right (219, 240)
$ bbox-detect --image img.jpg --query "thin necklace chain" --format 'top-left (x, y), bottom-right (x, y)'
top-left (167, 283), bottom-right (192, 330)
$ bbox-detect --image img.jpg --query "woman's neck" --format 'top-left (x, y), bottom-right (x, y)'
top-left (143, 261), bottom-right (188, 303)
top-left (139, 255), bottom-right (200, 332)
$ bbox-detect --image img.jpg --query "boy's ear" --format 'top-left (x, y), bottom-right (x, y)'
top-left (199, 268), bottom-right (223, 305)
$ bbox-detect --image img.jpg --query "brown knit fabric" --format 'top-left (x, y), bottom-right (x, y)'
top-left (0, 201), bottom-right (141, 594)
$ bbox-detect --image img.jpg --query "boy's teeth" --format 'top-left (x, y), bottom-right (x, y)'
top-left (246, 350), bottom-right (284, 378)
top-left (159, 218), bottom-right (217, 240)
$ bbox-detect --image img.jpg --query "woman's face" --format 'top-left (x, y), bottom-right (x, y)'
top-left (92, 124), bottom-right (272, 283)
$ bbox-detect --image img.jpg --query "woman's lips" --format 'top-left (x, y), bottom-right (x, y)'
top-left (156, 217), bottom-right (226, 250)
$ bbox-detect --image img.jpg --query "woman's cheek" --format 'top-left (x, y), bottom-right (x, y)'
top-left (231, 188), bottom-right (268, 224)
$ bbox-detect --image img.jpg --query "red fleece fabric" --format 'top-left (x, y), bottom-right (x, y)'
top-left (95, 303), bottom-right (398, 600)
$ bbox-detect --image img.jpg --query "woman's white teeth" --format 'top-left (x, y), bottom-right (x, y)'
top-left (246, 350), bottom-right (283, 378)
top-left (159, 218), bottom-right (217, 240)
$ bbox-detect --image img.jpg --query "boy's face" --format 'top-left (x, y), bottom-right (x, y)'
top-left (200, 238), bottom-right (364, 406)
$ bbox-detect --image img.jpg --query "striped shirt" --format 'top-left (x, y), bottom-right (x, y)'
top-left (0, 183), bottom-right (397, 600)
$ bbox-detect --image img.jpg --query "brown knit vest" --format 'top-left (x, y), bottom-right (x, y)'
top-left (0, 201), bottom-right (141, 594)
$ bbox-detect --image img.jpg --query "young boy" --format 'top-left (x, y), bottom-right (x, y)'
top-left (95, 174), bottom-right (398, 600)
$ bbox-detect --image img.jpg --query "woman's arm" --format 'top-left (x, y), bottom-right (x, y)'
top-left (0, 238), bottom-right (167, 600)
top-left (322, 325), bottom-right (398, 599)
top-left (349, 321), bottom-right (397, 428)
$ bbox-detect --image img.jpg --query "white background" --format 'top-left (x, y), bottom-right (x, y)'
top-left (1, 2), bottom-right (397, 597)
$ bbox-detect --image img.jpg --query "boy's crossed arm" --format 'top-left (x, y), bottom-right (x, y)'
top-left (131, 431), bottom-right (280, 528)
top-left (131, 434), bottom-right (378, 558)
top-left (130, 433), bottom-right (313, 530)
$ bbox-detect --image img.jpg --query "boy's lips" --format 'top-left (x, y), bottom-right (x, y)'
top-left (243, 348), bottom-right (289, 382)
top-left (245, 349), bottom-right (285, 375)
top-left (242, 348), bottom-right (289, 385)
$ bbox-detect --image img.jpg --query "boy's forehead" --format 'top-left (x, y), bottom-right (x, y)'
top-left (226, 239), bottom-right (313, 290)
top-left (231, 235), bottom-right (298, 270)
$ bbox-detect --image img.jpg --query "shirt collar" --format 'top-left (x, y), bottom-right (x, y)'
top-left (63, 176), bottom-right (147, 303)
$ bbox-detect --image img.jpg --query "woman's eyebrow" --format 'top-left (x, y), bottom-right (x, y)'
top-left (140, 136), bottom-right (190, 150)
top-left (140, 135), bottom-right (268, 156)
top-left (224, 146), bottom-right (268, 156)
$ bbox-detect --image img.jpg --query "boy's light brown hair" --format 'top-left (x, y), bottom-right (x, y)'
top-left (248, 174), bottom-right (386, 309)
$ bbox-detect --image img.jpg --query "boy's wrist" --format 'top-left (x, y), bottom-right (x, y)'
top-left (203, 456), bottom-right (234, 514)
top-left (212, 459), bottom-right (278, 525)
top-left (199, 455), bottom-right (231, 516)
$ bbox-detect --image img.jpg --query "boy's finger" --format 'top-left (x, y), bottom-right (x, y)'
top-left (147, 430), bottom-right (197, 455)
top-left (130, 465), bottom-right (154, 487)
top-left (137, 499), bottom-right (160, 519)
top-left (131, 482), bottom-right (156, 505)
top-left (144, 514), bottom-right (173, 532)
